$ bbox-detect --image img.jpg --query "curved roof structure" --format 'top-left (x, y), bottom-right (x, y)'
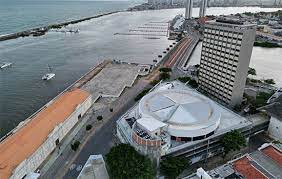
top-left (138, 89), bottom-right (221, 138)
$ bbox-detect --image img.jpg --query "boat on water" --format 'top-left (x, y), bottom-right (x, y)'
top-left (42, 73), bottom-right (55, 80)
top-left (42, 64), bottom-right (55, 81)
top-left (0, 62), bottom-right (12, 69)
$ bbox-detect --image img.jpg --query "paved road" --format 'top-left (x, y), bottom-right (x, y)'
top-left (41, 78), bottom-right (149, 179)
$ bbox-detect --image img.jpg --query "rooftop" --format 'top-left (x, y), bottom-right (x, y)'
top-left (78, 155), bottom-right (109, 179)
top-left (184, 143), bottom-right (282, 179)
top-left (233, 156), bottom-right (267, 179)
top-left (0, 88), bottom-right (90, 179)
top-left (263, 94), bottom-right (282, 120)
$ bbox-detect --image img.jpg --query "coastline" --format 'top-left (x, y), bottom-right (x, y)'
top-left (0, 11), bottom-right (121, 42)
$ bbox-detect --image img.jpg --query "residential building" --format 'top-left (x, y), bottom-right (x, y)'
top-left (0, 88), bottom-right (92, 179)
top-left (198, 17), bottom-right (256, 107)
top-left (77, 155), bottom-right (109, 179)
top-left (185, 143), bottom-right (282, 179)
top-left (262, 94), bottom-right (282, 142)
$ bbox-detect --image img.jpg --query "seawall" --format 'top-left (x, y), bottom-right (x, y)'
top-left (0, 11), bottom-right (120, 42)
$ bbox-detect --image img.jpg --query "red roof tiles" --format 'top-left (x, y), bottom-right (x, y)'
top-left (233, 156), bottom-right (267, 179)
top-left (262, 146), bottom-right (282, 167)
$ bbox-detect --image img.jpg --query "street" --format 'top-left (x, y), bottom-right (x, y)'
top-left (41, 78), bottom-right (149, 179)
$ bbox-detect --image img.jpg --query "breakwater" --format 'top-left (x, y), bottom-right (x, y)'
top-left (0, 11), bottom-right (120, 42)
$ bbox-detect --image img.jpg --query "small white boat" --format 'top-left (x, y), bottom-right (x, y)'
top-left (42, 73), bottom-right (55, 80)
top-left (42, 64), bottom-right (55, 81)
top-left (0, 62), bottom-right (12, 69)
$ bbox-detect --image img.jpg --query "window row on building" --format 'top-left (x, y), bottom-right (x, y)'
top-left (204, 32), bottom-right (243, 43)
top-left (204, 27), bottom-right (243, 38)
top-left (202, 42), bottom-right (241, 53)
top-left (200, 59), bottom-right (237, 77)
top-left (200, 56), bottom-right (238, 73)
top-left (198, 74), bottom-right (233, 97)
top-left (199, 83), bottom-right (231, 104)
top-left (201, 50), bottom-right (239, 64)
top-left (199, 69), bottom-right (235, 89)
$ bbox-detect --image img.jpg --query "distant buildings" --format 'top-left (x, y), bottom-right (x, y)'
top-left (78, 155), bottom-right (109, 179)
top-left (185, 143), bottom-right (282, 179)
top-left (199, 0), bottom-right (208, 17)
top-left (262, 94), bottom-right (282, 142)
top-left (185, 0), bottom-right (193, 19)
top-left (116, 81), bottom-right (268, 163)
top-left (0, 89), bottom-right (92, 179)
top-left (198, 17), bottom-right (256, 107)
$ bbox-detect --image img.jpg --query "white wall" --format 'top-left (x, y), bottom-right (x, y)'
top-left (268, 116), bottom-right (282, 142)
top-left (10, 96), bottom-right (92, 179)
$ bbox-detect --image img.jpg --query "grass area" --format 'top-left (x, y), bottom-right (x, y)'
top-left (254, 41), bottom-right (282, 48)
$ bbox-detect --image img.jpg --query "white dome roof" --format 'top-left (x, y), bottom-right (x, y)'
top-left (138, 89), bottom-right (221, 138)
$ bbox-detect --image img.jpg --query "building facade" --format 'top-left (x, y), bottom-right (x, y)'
top-left (185, 0), bottom-right (193, 19)
top-left (0, 89), bottom-right (92, 179)
top-left (198, 18), bottom-right (256, 107)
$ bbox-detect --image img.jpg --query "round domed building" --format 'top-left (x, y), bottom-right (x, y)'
top-left (137, 88), bottom-right (221, 142)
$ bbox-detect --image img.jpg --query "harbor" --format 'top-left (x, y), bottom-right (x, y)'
top-left (1, 6), bottom-right (282, 141)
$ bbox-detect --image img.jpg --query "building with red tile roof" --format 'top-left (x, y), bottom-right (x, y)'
top-left (185, 143), bottom-right (282, 179)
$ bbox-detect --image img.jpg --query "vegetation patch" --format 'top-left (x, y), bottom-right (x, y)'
top-left (178, 76), bottom-right (191, 83)
top-left (159, 72), bottom-right (170, 81)
top-left (86, 124), bottom-right (92, 131)
top-left (220, 130), bottom-right (246, 156)
top-left (188, 79), bottom-right (198, 88)
top-left (135, 88), bottom-right (152, 101)
top-left (71, 140), bottom-right (81, 151)
top-left (106, 144), bottom-right (155, 179)
top-left (254, 41), bottom-right (282, 48)
top-left (97, 115), bottom-right (103, 121)
top-left (159, 67), bottom-right (172, 73)
top-left (160, 156), bottom-right (189, 179)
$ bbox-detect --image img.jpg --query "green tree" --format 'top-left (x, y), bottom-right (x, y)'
top-left (188, 79), bottom-right (198, 88)
top-left (159, 72), bottom-right (170, 81)
top-left (160, 156), bottom-right (189, 179)
top-left (86, 124), bottom-right (92, 131)
top-left (71, 140), bottom-right (80, 151)
top-left (159, 67), bottom-right (172, 73)
top-left (106, 144), bottom-right (155, 179)
top-left (178, 76), bottom-right (191, 83)
top-left (150, 79), bottom-right (160, 86)
top-left (221, 130), bottom-right (246, 156)
top-left (248, 67), bottom-right (256, 76)
top-left (264, 79), bottom-right (275, 85)
top-left (97, 115), bottom-right (103, 121)
top-left (135, 88), bottom-right (151, 101)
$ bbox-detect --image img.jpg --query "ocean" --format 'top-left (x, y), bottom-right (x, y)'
top-left (0, 3), bottom-right (281, 137)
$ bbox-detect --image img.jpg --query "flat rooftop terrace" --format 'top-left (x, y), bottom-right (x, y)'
top-left (82, 62), bottom-right (141, 101)
top-left (0, 88), bottom-right (90, 179)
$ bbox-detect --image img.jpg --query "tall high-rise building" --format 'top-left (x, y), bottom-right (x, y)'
top-left (185, 0), bottom-right (193, 19)
top-left (199, 0), bottom-right (208, 17)
top-left (198, 18), bottom-right (256, 107)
